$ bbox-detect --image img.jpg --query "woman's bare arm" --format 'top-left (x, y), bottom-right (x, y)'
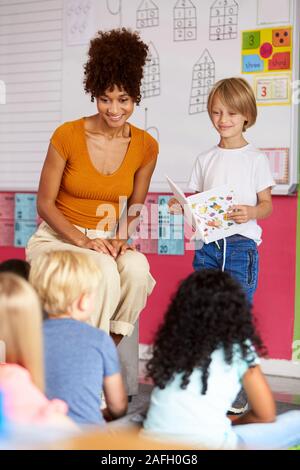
top-left (113, 157), bottom-right (157, 252)
top-left (37, 144), bottom-right (116, 255)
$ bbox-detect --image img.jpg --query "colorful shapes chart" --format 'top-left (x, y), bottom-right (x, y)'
top-left (141, 42), bottom-right (160, 99)
top-left (189, 49), bottom-right (215, 114)
top-left (254, 74), bottom-right (291, 106)
top-left (173, 0), bottom-right (197, 42)
top-left (260, 148), bottom-right (289, 185)
top-left (136, 0), bottom-right (159, 29)
top-left (242, 26), bottom-right (292, 73)
top-left (209, 0), bottom-right (239, 41)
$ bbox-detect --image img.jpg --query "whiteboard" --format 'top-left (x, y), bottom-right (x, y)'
top-left (0, 0), bottom-right (299, 195)
top-left (0, 0), bottom-right (64, 191)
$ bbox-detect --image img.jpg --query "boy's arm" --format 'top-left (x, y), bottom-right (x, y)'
top-left (227, 187), bottom-right (272, 224)
top-left (102, 373), bottom-right (128, 420)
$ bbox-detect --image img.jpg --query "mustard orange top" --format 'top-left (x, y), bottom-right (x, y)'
top-left (50, 118), bottom-right (159, 229)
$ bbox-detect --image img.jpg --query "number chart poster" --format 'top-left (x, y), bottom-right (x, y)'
top-left (254, 74), bottom-right (291, 106)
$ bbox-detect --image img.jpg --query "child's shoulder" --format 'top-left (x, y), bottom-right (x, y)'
top-left (44, 318), bottom-right (110, 343)
top-left (243, 144), bottom-right (267, 159)
top-left (194, 145), bottom-right (219, 163)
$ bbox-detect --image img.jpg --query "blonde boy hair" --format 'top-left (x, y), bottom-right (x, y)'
top-left (207, 77), bottom-right (257, 132)
top-left (0, 273), bottom-right (44, 391)
top-left (29, 250), bottom-right (102, 316)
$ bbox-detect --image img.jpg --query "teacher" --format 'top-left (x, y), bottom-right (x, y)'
top-left (26, 28), bottom-right (158, 345)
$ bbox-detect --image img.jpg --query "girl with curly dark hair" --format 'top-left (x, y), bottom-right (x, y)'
top-left (26, 29), bottom-right (158, 346)
top-left (143, 270), bottom-right (300, 449)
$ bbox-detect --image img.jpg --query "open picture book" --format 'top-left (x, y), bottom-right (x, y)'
top-left (166, 176), bottom-right (241, 244)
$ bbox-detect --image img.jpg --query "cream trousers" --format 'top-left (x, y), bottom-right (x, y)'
top-left (26, 221), bottom-right (156, 336)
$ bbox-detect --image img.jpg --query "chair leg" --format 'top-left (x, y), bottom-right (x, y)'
top-left (117, 322), bottom-right (139, 397)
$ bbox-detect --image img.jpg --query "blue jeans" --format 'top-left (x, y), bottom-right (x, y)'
top-left (234, 411), bottom-right (300, 449)
top-left (193, 235), bottom-right (259, 304)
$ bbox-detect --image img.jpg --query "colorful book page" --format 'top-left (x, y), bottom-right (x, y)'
top-left (0, 193), bottom-right (15, 219)
top-left (189, 188), bottom-right (238, 243)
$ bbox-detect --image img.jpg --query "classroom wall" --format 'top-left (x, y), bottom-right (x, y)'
top-left (0, 194), bottom-right (298, 360)
top-left (139, 195), bottom-right (298, 360)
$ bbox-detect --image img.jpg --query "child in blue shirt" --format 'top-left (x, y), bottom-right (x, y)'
top-left (143, 270), bottom-right (300, 450)
top-left (29, 250), bottom-right (127, 426)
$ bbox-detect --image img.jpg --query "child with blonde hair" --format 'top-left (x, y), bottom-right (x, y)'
top-left (170, 77), bottom-right (275, 413)
top-left (0, 273), bottom-right (74, 429)
top-left (29, 250), bottom-right (127, 426)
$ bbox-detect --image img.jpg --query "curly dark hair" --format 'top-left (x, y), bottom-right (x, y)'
top-left (146, 270), bottom-right (267, 394)
top-left (83, 28), bottom-right (148, 104)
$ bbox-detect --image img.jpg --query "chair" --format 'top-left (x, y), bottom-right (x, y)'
top-left (117, 322), bottom-right (139, 398)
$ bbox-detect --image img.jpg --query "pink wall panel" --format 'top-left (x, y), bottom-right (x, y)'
top-left (140, 195), bottom-right (298, 360)
top-left (0, 195), bottom-right (297, 360)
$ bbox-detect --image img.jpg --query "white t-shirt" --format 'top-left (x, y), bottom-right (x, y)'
top-left (143, 344), bottom-right (260, 450)
top-left (188, 144), bottom-right (275, 244)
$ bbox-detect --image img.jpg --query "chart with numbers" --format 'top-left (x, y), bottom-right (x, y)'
top-left (254, 74), bottom-right (291, 105)
top-left (158, 196), bottom-right (184, 256)
top-left (260, 148), bottom-right (289, 184)
top-left (189, 49), bottom-right (215, 114)
top-left (209, 0), bottom-right (239, 41)
top-left (242, 26), bottom-right (292, 73)
top-left (173, 0), bottom-right (197, 42)
top-left (136, 0), bottom-right (159, 29)
top-left (131, 194), bottom-right (158, 254)
top-left (0, 221), bottom-right (14, 247)
top-left (141, 42), bottom-right (161, 99)
top-left (0, 193), bottom-right (14, 219)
